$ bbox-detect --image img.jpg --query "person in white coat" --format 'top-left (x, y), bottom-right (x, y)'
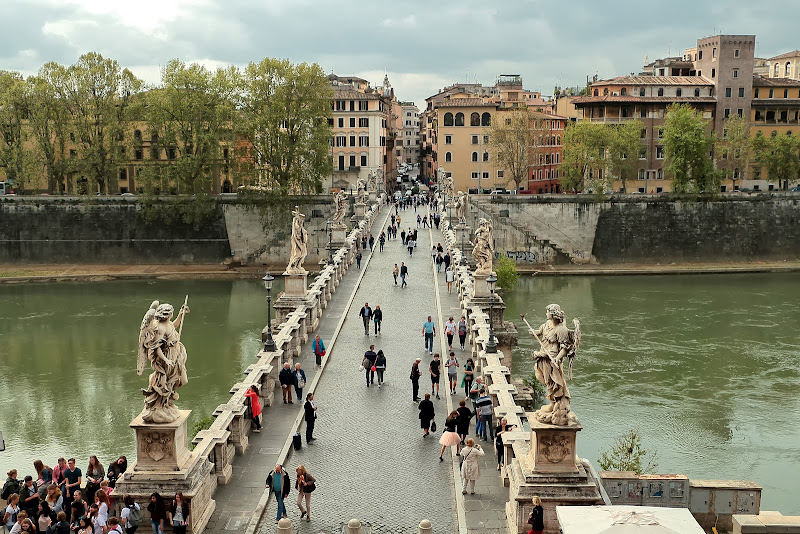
top-left (459, 438), bottom-right (485, 495)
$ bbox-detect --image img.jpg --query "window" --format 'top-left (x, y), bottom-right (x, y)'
top-left (658, 128), bottom-right (664, 139)
top-left (497, 170), bottom-right (504, 178)
top-left (734, 49), bottom-right (740, 58)
top-left (337, 118), bottom-right (344, 128)
top-left (361, 155), bottom-right (367, 167)
top-left (134, 149), bottom-right (142, 160)
top-left (713, 47), bottom-right (717, 58)
top-left (733, 69), bottom-right (739, 78)
top-left (657, 168), bottom-right (663, 180)
top-left (737, 109), bottom-right (743, 117)
top-left (455, 113), bottom-right (465, 126)
top-left (349, 155), bottom-right (356, 167)
top-left (699, 51), bottom-right (703, 60)
top-left (657, 88), bottom-right (664, 96)
top-left (471, 135), bottom-right (478, 144)
top-left (621, 88), bottom-right (627, 96)
top-left (444, 113), bottom-right (454, 126)
top-left (470, 112), bottom-right (480, 126)
top-left (349, 100), bottom-right (355, 111)
top-left (725, 87), bottom-right (732, 98)
top-left (481, 113), bottom-right (491, 126)
top-left (785, 89), bottom-right (789, 98)
top-left (483, 152), bottom-right (489, 162)
top-left (167, 148), bottom-right (176, 160)
top-left (349, 135), bottom-right (356, 147)
top-left (359, 118), bottom-right (369, 127)
top-left (694, 88), bottom-right (700, 97)
top-left (772, 130), bottom-right (778, 138)
top-left (445, 152), bottom-right (452, 162)
top-left (359, 135), bottom-right (369, 147)
top-left (724, 108), bottom-right (730, 118)
top-left (593, 89), bottom-right (598, 96)
top-left (640, 128), bottom-right (647, 139)
top-left (483, 135), bottom-right (489, 144)
top-left (445, 135), bottom-right (452, 144)
top-left (472, 152), bottom-right (478, 162)
top-left (603, 88), bottom-right (609, 96)
top-left (774, 63), bottom-right (780, 77)
top-left (769, 89), bottom-right (774, 98)
top-left (639, 87), bottom-right (645, 97)
top-left (676, 88), bottom-right (682, 97)
top-left (638, 148), bottom-right (646, 160)
top-left (471, 172), bottom-right (479, 179)
top-left (754, 88), bottom-right (759, 98)
top-left (787, 63), bottom-right (793, 78)
top-left (638, 169), bottom-right (645, 180)
top-left (712, 68), bottom-right (716, 78)
top-left (349, 117), bottom-right (356, 128)
top-left (482, 172), bottom-right (489, 179)
top-left (336, 135), bottom-right (346, 147)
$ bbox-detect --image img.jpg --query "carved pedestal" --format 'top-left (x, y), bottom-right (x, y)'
top-left (331, 226), bottom-right (347, 248)
top-left (118, 410), bottom-right (217, 533)
top-left (354, 202), bottom-right (367, 219)
top-left (472, 272), bottom-right (494, 298)
top-left (530, 419), bottom-right (581, 474)
top-left (368, 191), bottom-right (377, 204)
top-left (283, 272), bottom-right (308, 297)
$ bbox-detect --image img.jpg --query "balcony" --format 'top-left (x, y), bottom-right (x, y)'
top-left (584, 117), bottom-right (639, 124)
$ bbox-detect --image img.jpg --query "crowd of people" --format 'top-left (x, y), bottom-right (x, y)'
top-left (2, 458), bottom-right (190, 534)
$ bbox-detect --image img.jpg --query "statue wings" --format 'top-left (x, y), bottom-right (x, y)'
top-left (137, 300), bottom-right (159, 375)
top-left (567, 319), bottom-right (581, 380)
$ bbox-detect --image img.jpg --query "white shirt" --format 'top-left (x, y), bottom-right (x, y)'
top-left (445, 321), bottom-right (457, 335)
top-left (121, 503), bottom-right (139, 525)
top-left (446, 270), bottom-right (454, 282)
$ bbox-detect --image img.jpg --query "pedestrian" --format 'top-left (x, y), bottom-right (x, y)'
top-left (476, 389), bottom-right (494, 441)
top-left (390, 214), bottom-right (396, 226)
top-left (445, 268), bottom-right (454, 294)
top-left (444, 317), bottom-right (457, 351)
top-left (437, 242), bottom-right (444, 254)
top-left (456, 399), bottom-right (474, 444)
top-left (527, 496), bottom-right (544, 534)
top-left (417, 214), bottom-right (421, 227)
top-left (407, 238), bottom-right (414, 256)
top-left (400, 263), bottom-right (408, 288)
top-left (469, 378), bottom-right (484, 436)
top-left (410, 358), bottom-right (421, 402)
top-left (293, 363), bottom-right (307, 401)
top-left (358, 302), bottom-right (372, 335)
top-left (443, 251), bottom-right (451, 271)
top-left (401, 229), bottom-right (406, 245)
top-left (264, 465), bottom-right (290, 524)
top-left (438, 411), bottom-right (461, 460)
top-left (167, 492), bottom-right (189, 534)
top-left (304, 393), bottom-right (317, 443)
top-left (375, 350), bottom-right (386, 387)
top-left (435, 253), bottom-right (443, 272)
top-left (44, 485), bottom-right (63, 515)
top-left (458, 317), bottom-right (468, 351)
top-left (83, 456), bottom-right (103, 504)
top-left (278, 363), bottom-right (295, 404)
top-left (462, 357), bottom-right (475, 398)
top-left (68, 490), bottom-right (86, 529)
top-left (445, 351), bottom-right (459, 395)
top-left (430, 246), bottom-right (436, 264)
top-left (146, 493), bottom-right (165, 534)
top-left (422, 316), bottom-right (436, 355)
top-left (120, 496), bottom-right (140, 534)
top-left (429, 353), bottom-right (441, 399)
top-left (379, 232), bottom-right (385, 252)
top-left (355, 250), bottom-right (362, 270)
top-left (106, 457), bottom-right (127, 489)
top-left (495, 417), bottom-right (515, 471)
top-left (18, 478), bottom-right (37, 520)
top-left (362, 345), bottom-right (377, 387)
top-left (294, 466), bottom-right (315, 522)
top-left (459, 438), bottom-right (485, 495)
top-left (312, 335), bottom-right (326, 368)
top-left (107, 517), bottom-right (123, 534)
top-left (393, 264), bottom-right (399, 286)
top-left (368, 234), bottom-right (375, 251)
top-left (373, 305), bottom-right (383, 336)
top-left (361, 236), bottom-right (367, 250)
top-left (4, 493), bottom-right (20, 533)
top-left (418, 393), bottom-right (435, 437)
top-left (52, 512), bottom-right (69, 534)
top-left (244, 385), bottom-right (262, 432)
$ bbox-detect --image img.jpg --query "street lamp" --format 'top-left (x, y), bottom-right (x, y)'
top-left (262, 272), bottom-right (276, 352)
top-left (326, 219), bottom-right (334, 265)
top-left (458, 221), bottom-right (467, 266)
top-left (485, 273), bottom-right (498, 354)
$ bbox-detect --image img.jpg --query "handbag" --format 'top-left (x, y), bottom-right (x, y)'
top-left (431, 420), bottom-right (437, 432)
top-left (304, 481), bottom-right (316, 493)
top-left (371, 364), bottom-right (376, 372)
top-left (460, 447), bottom-right (474, 471)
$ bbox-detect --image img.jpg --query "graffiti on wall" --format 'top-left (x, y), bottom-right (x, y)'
top-left (495, 251), bottom-right (538, 263)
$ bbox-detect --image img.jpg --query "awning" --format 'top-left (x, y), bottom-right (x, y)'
top-left (556, 506), bottom-right (705, 534)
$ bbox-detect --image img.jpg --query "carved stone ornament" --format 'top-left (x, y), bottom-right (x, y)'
top-left (539, 434), bottom-right (571, 463)
top-left (142, 431), bottom-right (173, 462)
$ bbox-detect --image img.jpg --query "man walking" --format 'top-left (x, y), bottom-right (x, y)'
top-left (476, 388), bottom-right (494, 441)
top-left (358, 302), bottom-right (372, 335)
top-left (265, 465), bottom-right (290, 523)
top-left (410, 358), bottom-right (422, 402)
top-left (407, 237), bottom-right (415, 256)
top-left (393, 264), bottom-right (399, 285)
top-left (356, 250), bottom-right (362, 270)
top-left (422, 315), bottom-right (436, 354)
top-left (304, 393), bottom-right (317, 443)
top-left (363, 345), bottom-right (378, 387)
top-left (429, 353), bottom-right (441, 399)
top-left (373, 305), bottom-right (383, 336)
top-left (279, 362), bottom-right (295, 404)
top-left (379, 232), bottom-right (386, 252)
top-left (400, 262), bottom-right (408, 288)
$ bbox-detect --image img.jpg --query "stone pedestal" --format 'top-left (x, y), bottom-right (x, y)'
top-left (354, 202), bottom-right (367, 219)
top-left (530, 419), bottom-right (581, 474)
top-left (118, 409), bottom-right (218, 533)
top-left (368, 190), bottom-right (377, 204)
top-left (472, 272), bottom-right (494, 298)
top-left (331, 225), bottom-right (347, 247)
top-left (283, 272), bottom-right (307, 297)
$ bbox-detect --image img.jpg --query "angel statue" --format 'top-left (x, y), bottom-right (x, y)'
top-left (137, 299), bottom-right (190, 424)
top-left (522, 304), bottom-right (581, 427)
top-left (287, 206), bottom-right (308, 274)
top-left (332, 190), bottom-right (347, 228)
top-left (356, 178), bottom-right (368, 204)
top-left (367, 169), bottom-right (378, 191)
top-left (472, 217), bottom-right (494, 275)
top-left (455, 191), bottom-right (467, 222)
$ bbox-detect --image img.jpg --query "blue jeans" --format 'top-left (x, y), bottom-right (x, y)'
top-left (150, 519), bottom-right (163, 534)
top-left (424, 333), bottom-right (434, 353)
top-left (275, 493), bottom-right (286, 521)
top-left (480, 414), bottom-right (494, 440)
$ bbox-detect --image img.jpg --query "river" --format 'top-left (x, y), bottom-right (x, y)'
top-left (0, 274), bottom-right (797, 515)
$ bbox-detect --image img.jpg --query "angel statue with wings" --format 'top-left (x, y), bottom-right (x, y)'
top-left (137, 299), bottom-right (190, 424)
top-left (523, 304), bottom-right (581, 427)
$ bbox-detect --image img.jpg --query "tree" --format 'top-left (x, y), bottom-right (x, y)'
top-left (752, 131), bottom-right (800, 190)
top-left (607, 120), bottom-right (644, 193)
top-left (0, 71), bottom-right (34, 192)
top-left (61, 52), bottom-right (142, 194)
top-left (495, 255), bottom-right (518, 290)
top-left (561, 121), bottom-right (609, 192)
top-left (488, 108), bottom-right (536, 191)
top-left (718, 115), bottom-right (750, 191)
top-left (142, 59), bottom-right (237, 195)
top-left (598, 429), bottom-right (659, 474)
top-left (235, 58), bottom-right (333, 194)
top-left (663, 104), bottom-right (718, 193)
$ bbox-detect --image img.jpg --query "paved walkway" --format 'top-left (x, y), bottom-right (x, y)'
top-left (259, 204), bottom-right (458, 534)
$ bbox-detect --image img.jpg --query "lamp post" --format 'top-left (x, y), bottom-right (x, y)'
top-left (485, 273), bottom-right (498, 353)
top-left (262, 272), bottom-right (276, 352)
top-left (326, 219), bottom-right (333, 264)
top-left (458, 221), bottom-right (467, 266)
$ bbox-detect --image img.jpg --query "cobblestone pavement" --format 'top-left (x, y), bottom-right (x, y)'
top-left (271, 204), bottom-right (458, 534)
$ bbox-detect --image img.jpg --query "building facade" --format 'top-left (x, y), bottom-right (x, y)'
top-left (400, 102), bottom-right (420, 164)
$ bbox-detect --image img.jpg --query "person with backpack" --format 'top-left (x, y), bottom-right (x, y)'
top-left (51, 511), bottom-right (70, 534)
top-left (1, 470), bottom-right (20, 503)
top-left (120, 495), bottom-right (142, 534)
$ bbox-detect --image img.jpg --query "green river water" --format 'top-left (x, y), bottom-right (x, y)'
top-left (0, 274), bottom-right (798, 514)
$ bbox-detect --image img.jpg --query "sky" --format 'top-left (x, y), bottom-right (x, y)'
top-left (3, 0), bottom-right (800, 107)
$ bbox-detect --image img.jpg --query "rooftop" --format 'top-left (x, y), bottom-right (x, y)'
top-left (753, 76), bottom-right (800, 87)
top-left (594, 76), bottom-right (713, 86)
top-left (332, 87), bottom-right (382, 100)
top-left (574, 95), bottom-right (716, 105)
top-left (769, 50), bottom-right (800, 61)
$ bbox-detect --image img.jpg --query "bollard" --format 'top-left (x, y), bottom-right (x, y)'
top-left (277, 517), bottom-right (292, 533)
top-left (346, 518), bottom-right (363, 534)
top-left (418, 519), bottom-right (433, 534)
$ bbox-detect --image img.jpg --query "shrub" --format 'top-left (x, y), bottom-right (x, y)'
top-left (495, 255), bottom-right (519, 290)
top-left (598, 429), bottom-right (659, 474)
top-left (189, 416), bottom-right (215, 450)
top-left (522, 372), bottom-right (547, 407)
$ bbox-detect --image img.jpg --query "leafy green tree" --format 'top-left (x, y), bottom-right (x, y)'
top-left (717, 115), bottom-right (751, 191)
top-left (61, 52), bottom-right (142, 194)
top-left (495, 255), bottom-right (519, 290)
top-left (598, 429), bottom-right (659, 474)
top-left (142, 59), bottom-right (237, 195)
top-left (663, 104), bottom-right (718, 193)
top-left (235, 58), bottom-right (333, 194)
top-left (488, 109), bottom-right (537, 191)
top-left (562, 121), bottom-right (609, 192)
top-left (0, 71), bottom-right (34, 192)
top-left (752, 131), bottom-right (800, 190)
top-left (607, 120), bottom-right (644, 193)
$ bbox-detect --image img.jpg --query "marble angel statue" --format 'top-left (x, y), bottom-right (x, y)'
top-left (287, 205), bottom-right (308, 274)
top-left (472, 217), bottom-right (494, 275)
top-left (332, 190), bottom-right (347, 228)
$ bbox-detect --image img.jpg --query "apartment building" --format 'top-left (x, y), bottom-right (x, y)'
top-left (400, 102), bottom-right (420, 164)
top-left (767, 50), bottom-right (800, 80)
top-left (574, 76), bottom-right (716, 193)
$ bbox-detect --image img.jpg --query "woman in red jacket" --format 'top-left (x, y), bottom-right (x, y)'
top-left (244, 385), bottom-right (262, 432)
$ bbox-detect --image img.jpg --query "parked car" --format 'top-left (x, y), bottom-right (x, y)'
top-left (791, 186), bottom-right (800, 192)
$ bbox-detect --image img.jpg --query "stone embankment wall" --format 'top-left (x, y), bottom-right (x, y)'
top-left (0, 195), bottom-right (340, 265)
top-left (468, 194), bottom-right (800, 265)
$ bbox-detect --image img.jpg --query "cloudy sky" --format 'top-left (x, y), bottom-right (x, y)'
top-left (3, 0), bottom-right (800, 106)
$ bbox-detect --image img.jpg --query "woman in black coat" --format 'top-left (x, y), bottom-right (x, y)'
top-left (418, 394), bottom-right (435, 437)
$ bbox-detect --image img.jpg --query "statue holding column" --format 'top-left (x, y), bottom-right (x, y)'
top-left (287, 205), bottom-right (308, 274)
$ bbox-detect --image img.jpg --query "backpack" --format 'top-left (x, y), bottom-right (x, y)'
top-left (1, 480), bottom-right (18, 500)
top-left (127, 505), bottom-right (143, 528)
